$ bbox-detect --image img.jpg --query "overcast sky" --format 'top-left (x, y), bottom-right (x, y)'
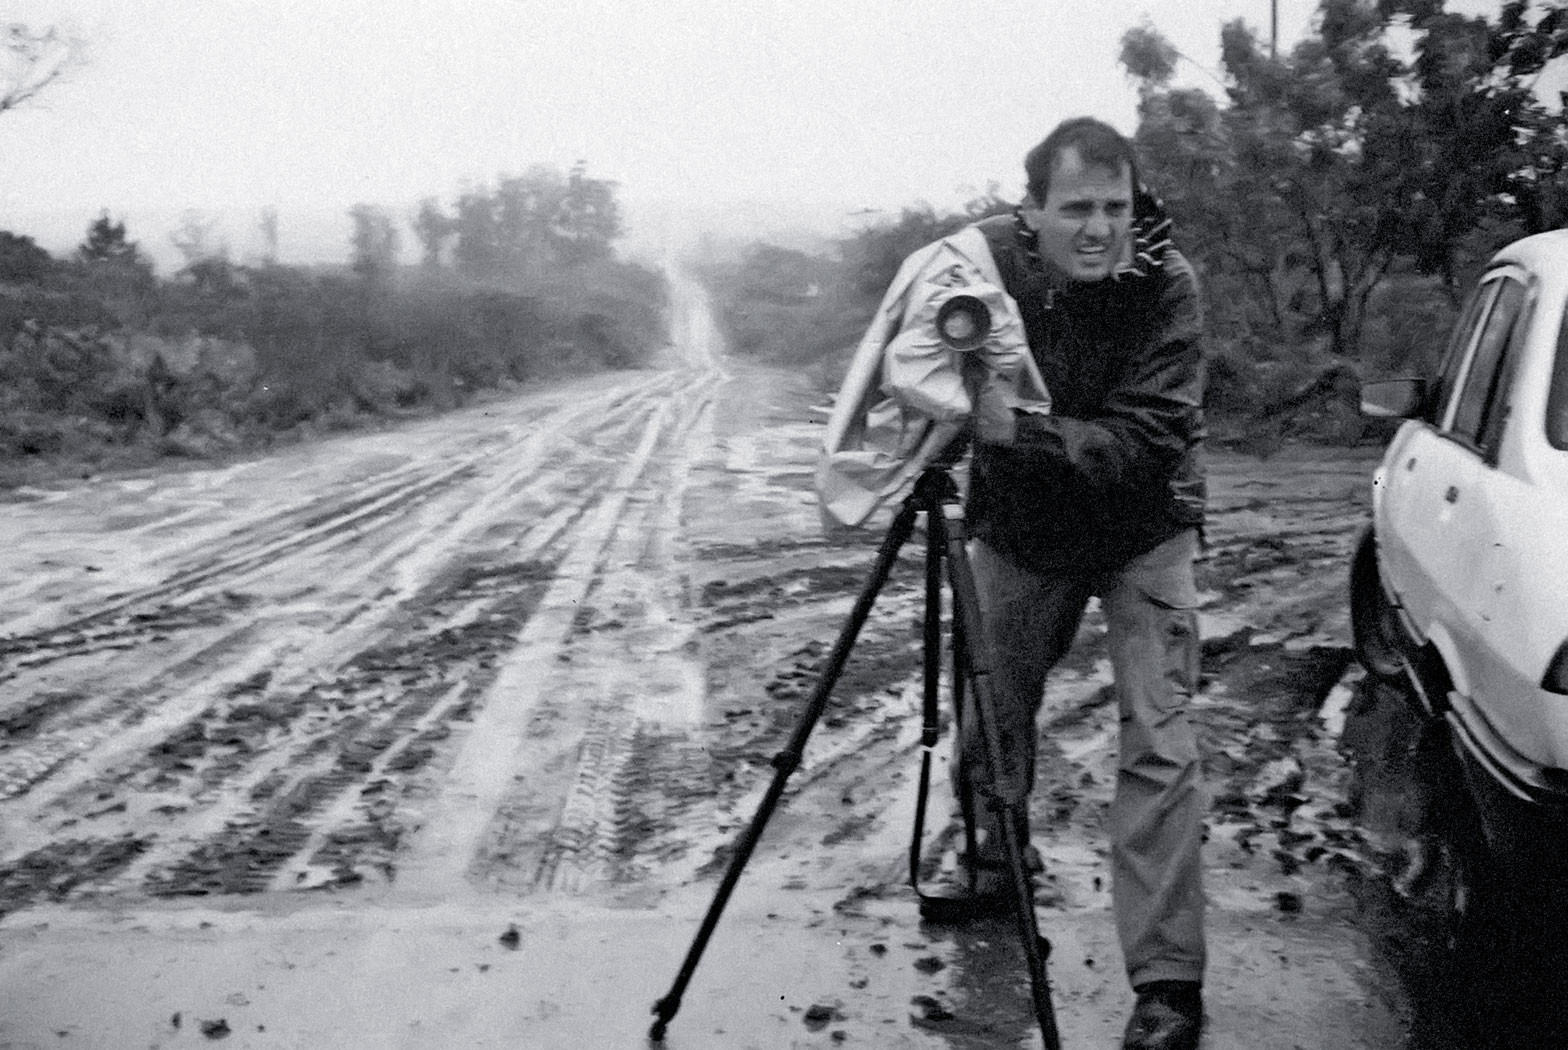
top-left (0, 0), bottom-right (1509, 266)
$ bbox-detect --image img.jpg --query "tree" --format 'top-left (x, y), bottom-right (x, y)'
top-left (73, 212), bottom-right (155, 319)
top-left (451, 186), bottom-right (500, 278)
top-left (449, 163), bottom-right (625, 281)
top-left (348, 204), bottom-right (399, 281)
top-left (553, 161), bottom-right (622, 266)
top-left (2, 22), bottom-right (84, 116)
top-left (839, 189), bottom-right (1010, 299)
top-left (1121, 20), bottom-right (1181, 87)
top-left (0, 230), bottom-right (53, 282)
top-left (1387, 1), bottom-right (1568, 280)
top-left (348, 204), bottom-right (400, 358)
top-left (410, 197), bottom-right (452, 268)
top-left (1121, 0), bottom-right (1568, 358)
top-left (737, 244), bottom-right (827, 302)
top-left (171, 211), bottom-right (240, 299)
top-left (78, 211), bottom-right (146, 267)
top-left (491, 168), bottom-right (559, 276)
top-left (170, 209), bottom-right (226, 268)
top-left (257, 207), bottom-right (280, 265)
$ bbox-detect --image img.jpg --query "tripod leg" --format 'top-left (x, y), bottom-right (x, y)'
top-left (908, 489), bottom-right (945, 894)
top-left (650, 496), bottom-right (922, 1041)
top-left (940, 502), bottom-right (1063, 1050)
top-left (951, 617), bottom-right (980, 891)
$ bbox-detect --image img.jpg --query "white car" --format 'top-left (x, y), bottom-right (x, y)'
top-left (1353, 230), bottom-right (1568, 858)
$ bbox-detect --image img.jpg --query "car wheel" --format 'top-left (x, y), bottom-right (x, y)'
top-left (1351, 529), bottom-right (1407, 682)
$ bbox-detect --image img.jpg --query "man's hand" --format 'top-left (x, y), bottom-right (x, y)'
top-left (973, 372), bottom-right (1017, 446)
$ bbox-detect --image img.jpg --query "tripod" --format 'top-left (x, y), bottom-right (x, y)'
top-left (648, 466), bottom-right (1062, 1049)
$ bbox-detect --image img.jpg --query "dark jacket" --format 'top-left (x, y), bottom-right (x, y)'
top-left (966, 214), bottom-right (1206, 575)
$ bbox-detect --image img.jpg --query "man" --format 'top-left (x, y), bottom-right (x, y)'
top-left (957, 117), bottom-right (1208, 1050)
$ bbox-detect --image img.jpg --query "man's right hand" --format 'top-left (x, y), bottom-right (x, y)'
top-left (973, 372), bottom-right (1018, 446)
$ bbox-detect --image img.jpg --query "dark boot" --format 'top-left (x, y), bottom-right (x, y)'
top-left (1123, 980), bottom-right (1202, 1050)
top-left (918, 855), bottom-right (1015, 923)
top-left (919, 810), bottom-right (1041, 924)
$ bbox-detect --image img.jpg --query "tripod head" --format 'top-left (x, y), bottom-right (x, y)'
top-left (909, 462), bottom-right (964, 507)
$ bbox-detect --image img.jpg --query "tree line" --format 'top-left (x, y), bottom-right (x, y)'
top-left (0, 169), bottom-right (666, 486)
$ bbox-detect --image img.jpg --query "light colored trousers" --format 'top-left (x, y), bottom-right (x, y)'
top-left (961, 530), bottom-right (1207, 988)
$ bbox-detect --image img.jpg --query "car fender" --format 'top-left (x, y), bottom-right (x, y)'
top-left (1370, 419), bottom-right (1424, 525)
top-left (1363, 524), bottom-right (1423, 648)
top-left (1420, 619), bottom-right (1473, 703)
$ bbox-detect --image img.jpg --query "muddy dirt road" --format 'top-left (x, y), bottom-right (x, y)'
top-left (0, 276), bottom-right (1484, 1048)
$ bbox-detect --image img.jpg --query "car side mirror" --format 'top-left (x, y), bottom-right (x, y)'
top-left (1360, 377), bottom-right (1428, 419)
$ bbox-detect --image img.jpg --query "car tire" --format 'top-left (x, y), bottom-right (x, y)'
top-left (1350, 528), bottom-right (1407, 682)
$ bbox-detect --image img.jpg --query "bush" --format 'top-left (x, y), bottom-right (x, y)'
top-left (348, 359), bottom-right (429, 412)
top-left (1359, 273), bottom-right (1461, 379)
top-left (0, 285), bottom-right (117, 343)
top-left (695, 195), bottom-right (1009, 380)
top-left (0, 232), bottom-right (55, 284)
top-left (1205, 335), bottom-right (1267, 416)
top-left (0, 409), bottom-right (120, 458)
top-left (697, 253), bottom-right (869, 373)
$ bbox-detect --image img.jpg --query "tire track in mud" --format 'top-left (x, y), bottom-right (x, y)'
top-left (508, 367), bottom-right (937, 897)
top-left (656, 371), bottom-right (952, 889)
top-left (0, 543), bottom-right (571, 911)
top-left (127, 559), bottom-right (565, 897)
top-left (428, 276), bottom-right (743, 895)
top-left (0, 423), bottom-right (584, 811)
top-left (0, 461), bottom-right (506, 795)
top-left (521, 388), bottom-right (717, 892)
top-left (0, 367), bottom-right (706, 678)
top-left (486, 367), bottom-right (924, 895)
top-left (0, 375), bottom-right (696, 792)
top-left (0, 365), bottom-right (716, 916)
top-left (0, 459), bottom-right (474, 661)
top-left (394, 365), bottom-right (725, 897)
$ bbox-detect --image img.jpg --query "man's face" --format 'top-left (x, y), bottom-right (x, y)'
top-left (1021, 146), bottom-right (1133, 283)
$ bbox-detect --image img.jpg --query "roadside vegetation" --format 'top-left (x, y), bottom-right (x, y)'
top-left (697, 0), bottom-right (1568, 452)
top-left (0, 163), bottom-right (666, 487)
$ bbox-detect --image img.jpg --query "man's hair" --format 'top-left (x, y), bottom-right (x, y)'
top-left (1023, 117), bottom-right (1140, 204)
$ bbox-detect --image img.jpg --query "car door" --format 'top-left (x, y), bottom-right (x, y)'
top-left (1450, 272), bottom-right (1550, 768)
top-left (1380, 271), bottom-right (1530, 646)
top-left (1377, 277), bottom-right (1493, 612)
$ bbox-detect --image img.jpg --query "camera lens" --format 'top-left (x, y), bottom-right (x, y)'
top-left (934, 295), bottom-right (990, 351)
top-left (942, 312), bottom-right (978, 342)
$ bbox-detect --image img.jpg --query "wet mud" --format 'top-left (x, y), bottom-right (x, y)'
top-left (0, 278), bottom-right (1521, 1048)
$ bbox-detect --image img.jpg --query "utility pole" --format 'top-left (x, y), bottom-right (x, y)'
top-left (1271, 0), bottom-right (1279, 58)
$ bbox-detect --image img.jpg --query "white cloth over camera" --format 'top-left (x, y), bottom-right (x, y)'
top-left (815, 225), bottom-right (1051, 529)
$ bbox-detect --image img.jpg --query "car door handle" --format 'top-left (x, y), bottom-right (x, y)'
top-left (1445, 486), bottom-right (1459, 504)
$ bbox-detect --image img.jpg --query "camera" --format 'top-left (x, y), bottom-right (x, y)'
top-left (933, 294), bottom-right (993, 352)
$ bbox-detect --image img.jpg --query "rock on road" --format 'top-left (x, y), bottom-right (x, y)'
top-left (0, 274), bottom-right (1416, 1048)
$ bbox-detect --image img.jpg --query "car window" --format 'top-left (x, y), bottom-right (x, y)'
top-left (1447, 275), bottom-right (1528, 456)
top-left (1432, 280), bottom-right (1495, 424)
top-left (1550, 305), bottom-right (1568, 451)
